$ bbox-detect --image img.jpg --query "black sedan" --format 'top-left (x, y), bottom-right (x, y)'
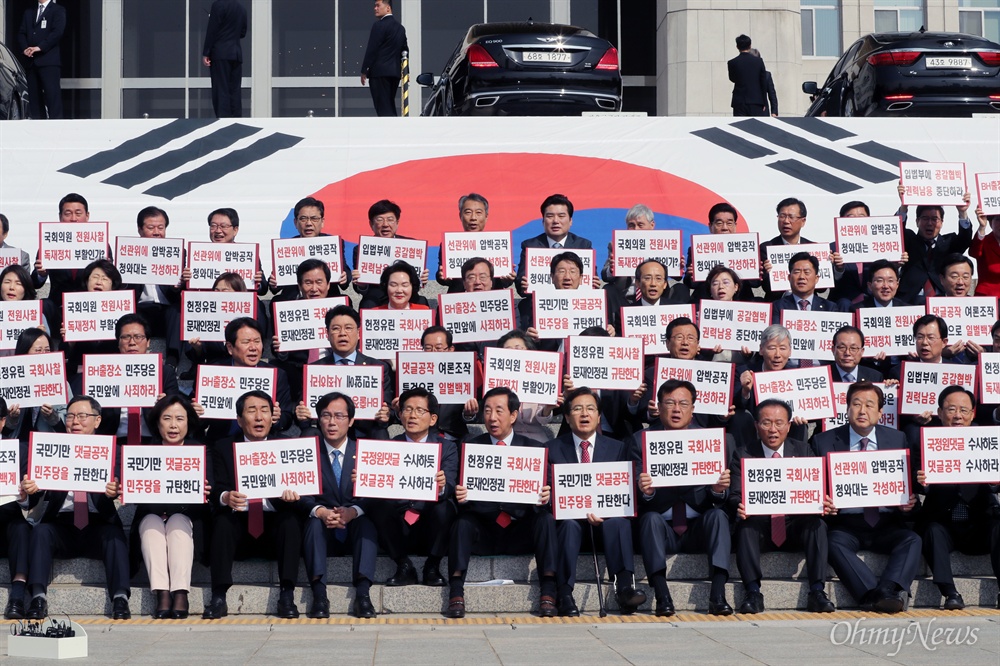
top-left (0, 41), bottom-right (28, 120)
top-left (802, 31), bottom-right (1000, 117)
top-left (415, 22), bottom-right (622, 116)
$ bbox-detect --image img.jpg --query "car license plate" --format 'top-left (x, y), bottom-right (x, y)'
top-left (522, 51), bottom-right (572, 64)
top-left (926, 56), bottom-right (972, 69)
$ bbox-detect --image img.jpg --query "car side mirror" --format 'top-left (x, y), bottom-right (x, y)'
top-left (416, 73), bottom-right (436, 87)
top-left (801, 81), bottom-right (818, 95)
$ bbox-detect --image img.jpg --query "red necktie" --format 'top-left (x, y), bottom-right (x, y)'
top-left (770, 452), bottom-right (786, 547)
top-left (127, 407), bottom-right (142, 444)
top-left (579, 441), bottom-right (591, 464)
top-left (496, 439), bottom-right (511, 527)
top-left (672, 501), bottom-right (687, 536)
top-left (248, 499), bottom-right (264, 538)
top-left (74, 493), bottom-right (88, 530)
top-left (307, 348), bottom-right (320, 363)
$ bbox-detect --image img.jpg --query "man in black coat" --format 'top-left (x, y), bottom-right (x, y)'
top-left (361, 0), bottom-right (408, 116)
top-left (516, 194), bottom-right (593, 298)
top-left (17, 0), bottom-right (66, 119)
top-left (202, 0), bottom-right (248, 118)
top-left (445, 387), bottom-right (557, 618)
top-left (830, 325), bottom-right (884, 383)
top-left (771, 252), bottom-right (841, 318)
top-left (727, 34), bottom-right (767, 117)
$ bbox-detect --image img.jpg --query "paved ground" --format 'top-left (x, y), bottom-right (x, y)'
top-left (1, 612), bottom-right (997, 665)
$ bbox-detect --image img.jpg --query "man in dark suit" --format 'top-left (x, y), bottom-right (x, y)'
top-left (445, 387), bottom-right (557, 618)
top-left (772, 252), bottom-right (840, 318)
top-left (728, 399), bottom-right (835, 613)
top-left (294, 305), bottom-right (393, 441)
top-left (17, 0), bottom-right (66, 119)
top-left (683, 202), bottom-right (761, 301)
top-left (896, 186), bottom-right (973, 303)
top-left (830, 325), bottom-right (883, 383)
top-left (203, 390), bottom-right (304, 619)
top-left (269, 197), bottom-right (351, 301)
top-left (436, 195), bottom-right (516, 293)
top-left (22, 396), bottom-right (130, 620)
top-left (202, 0), bottom-right (247, 118)
top-left (605, 259), bottom-right (688, 334)
top-left (850, 260), bottom-right (912, 310)
top-left (361, 0), bottom-right (408, 116)
top-left (350, 200), bottom-right (427, 308)
top-left (915, 386), bottom-right (1000, 610)
top-left (630, 380), bottom-right (734, 616)
top-left (298, 392), bottom-right (380, 619)
top-left (365, 387), bottom-right (457, 590)
top-left (727, 34), bottom-right (767, 117)
top-left (547, 387), bottom-right (646, 617)
top-left (516, 194), bottom-right (593, 298)
top-left (760, 198), bottom-right (824, 301)
top-left (811, 381), bottom-right (921, 613)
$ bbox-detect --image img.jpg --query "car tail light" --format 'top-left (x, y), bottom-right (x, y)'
top-left (884, 94), bottom-right (913, 100)
top-left (979, 51), bottom-right (1000, 66)
top-left (991, 95), bottom-right (1000, 100)
top-left (867, 51), bottom-right (921, 66)
top-left (596, 47), bottom-right (619, 71)
top-left (468, 44), bottom-right (499, 68)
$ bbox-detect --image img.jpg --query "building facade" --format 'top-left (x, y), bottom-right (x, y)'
top-left (2, 0), bottom-right (998, 119)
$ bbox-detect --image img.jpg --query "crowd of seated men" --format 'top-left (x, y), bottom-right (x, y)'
top-left (0, 186), bottom-right (995, 620)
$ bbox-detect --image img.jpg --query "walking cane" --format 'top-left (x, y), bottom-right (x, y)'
top-left (401, 50), bottom-right (410, 117)
top-left (589, 524), bottom-right (608, 618)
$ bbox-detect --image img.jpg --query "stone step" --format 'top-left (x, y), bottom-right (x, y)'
top-left (9, 552), bottom-right (994, 586)
top-left (5, 577), bottom-right (997, 617)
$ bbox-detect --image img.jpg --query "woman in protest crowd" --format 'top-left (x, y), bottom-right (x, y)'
top-left (970, 206), bottom-right (1000, 298)
top-left (131, 395), bottom-right (210, 619)
top-left (372, 261), bottom-right (430, 310)
top-left (497, 330), bottom-right (561, 442)
top-left (62, 259), bottom-right (125, 377)
top-left (701, 264), bottom-right (756, 364)
top-left (183, 271), bottom-right (271, 378)
top-left (1, 328), bottom-right (68, 441)
top-left (0, 265), bottom-right (49, 349)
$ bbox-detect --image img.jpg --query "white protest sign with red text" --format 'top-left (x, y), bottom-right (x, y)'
top-left (834, 217), bottom-right (904, 263)
top-left (0, 300), bottom-right (43, 351)
top-left (643, 428), bottom-right (727, 488)
top-left (0, 441), bottom-right (20, 496)
top-left (753, 367), bottom-right (836, 420)
top-left (461, 443), bottom-right (547, 504)
top-left (898, 361), bottom-right (977, 416)
top-left (39, 222), bottom-right (108, 270)
top-left (63, 291), bottom-right (135, 343)
top-left (766, 243), bottom-right (835, 291)
top-left (922, 427), bottom-right (1000, 485)
top-left (827, 449), bottom-right (910, 510)
top-left (565, 336), bottom-right (643, 392)
top-left (396, 351), bottom-right (475, 405)
top-left (698, 300), bottom-right (772, 351)
top-left (186, 242), bottom-right (258, 290)
top-left (438, 289), bottom-right (516, 344)
top-left (979, 352), bottom-right (1000, 404)
top-left (926, 296), bottom-right (998, 345)
top-left (552, 461), bottom-right (634, 520)
top-left (0, 351), bottom-right (67, 409)
top-left (82, 354), bottom-right (161, 408)
top-left (180, 291), bottom-right (257, 343)
top-left (28, 432), bottom-right (115, 493)
top-left (482, 347), bottom-right (561, 406)
top-left (271, 236), bottom-right (343, 287)
top-left (195, 366), bottom-right (277, 419)
top-left (121, 445), bottom-right (206, 504)
top-left (690, 233), bottom-right (759, 281)
top-left (781, 310), bottom-right (854, 361)
top-left (532, 289), bottom-right (606, 339)
top-left (235, 438), bottom-right (321, 500)
top-left (354, 439), bottom-right (441, 502)
top-left (900, 162), bottom-right (967, 206)
top-left (976, 172), bottom-right (1000, 216)
top-left (741, 457), bottom-right (825, 516)
top-left (0, 248), bottom-right (21, 269)
top-left (115, 237), bottom-right (185, 286)
top-left (653, 358), bottom-right (733, 417)
top-left (619, 304), bottom-right (695, 355)
top-left (523, 248), bottom-right (596, 292)
top-left (856, 306), bottom-right (924, 358)
top-left (355, 236), bottom-right (427, 285)
top-left (272, 296), bottom-right (348, 353)
top-left (612, 230), bottom-right (682, 277)
top-left (302, 364), bottom-right (383, 419)
top-left (360, 309), bottom-right (433, 360)
top-left (441, 232), bottom-right (513, 279)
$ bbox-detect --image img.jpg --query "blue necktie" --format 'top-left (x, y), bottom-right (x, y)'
top-left (331, 449), bottom-right (342, 488)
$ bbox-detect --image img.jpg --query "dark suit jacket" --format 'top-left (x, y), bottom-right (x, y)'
top-left (203, 360), bottom-right (294, 443)
top-left (362, 13), bottom-right (408, 79)
top-left (830, 364), bottom-right (883, 383)
top-left (918, 483), bottom-right (1000, 525)
top-left (764, 70), bottom-right (778, 115)
top-left (726, 437), bottom-right (810, 519)
top-left (899, 224), bottom-right (973, 303)
top-left (546, 432), bottom-right (629, 468)
top-left (296, 438), bottom-right (363, 514)
top-left (772, 292), bottom-right (841, 320)
top-left (727, 51), bottom-right (768, 108)
top-left (270, 233), bottom-right (350, 300)
top-left (515, 232), bottom-right (593, 297)
top-left (209, 434), bottom-right (299, 514)
top-left (30, 489), bottom-right (121, 525)
top-left (459, 432), bottom-right (545, 520)
top-left (759, 235), bottom-right (825, 300)
top-left (203, 0), bottom-right (247, 62)
top-left (17, 1), bottom-right (66, 67)
top-left (850, 296), bottom-right (913, 311)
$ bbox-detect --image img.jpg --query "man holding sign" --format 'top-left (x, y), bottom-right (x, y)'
top-left (728, 400), bottom-right (835, 614)
top-left (436, 194), bottom-right (516, 293)
top-left (269, 196), bottom-right (350, 300)
top-left (515, 194), bottom-right (593, 298)
top-left (916, 387), bottom-right (1000, 610)
top-left (22, 396), bottom-right (130, 620)
top-left (446, 387), bottom-right (556, 618)
top-left (546, 387), bottom-right (646, 617)
top-left (631, 380), bottom-right (735, 616)
top-left (352, 200), bottom-right (428, 309)
top-left (771, 253), bottom-right (840, 318)
top-left (810, 382), bottom-right (920, 613)
top-left (760, 198), bottom-right (820, 301)
top-left (203, 391), bottom-right (305, 620)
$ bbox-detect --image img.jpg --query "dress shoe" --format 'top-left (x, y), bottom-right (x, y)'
top-left (422, 565), bottom-right (446, 587)
top-left (615, 586), bottom-right (646, 615)
top-left (538, 595), bottom-right (558, 618)
top-left (276, 597), bottom-right (300, 619)
top-left (153, 590), bottom-right (172, 619)
top-left (4, 598), bottom-right (25, 620)
top-left (873, 589), bottom-right (904, 614)
top-left (654, 595), bottom-right (675, 617)
top-left (26, 596), bottom-right (47, 620)
top-left (385, 559), bottom-right (418, 587)
top-left (444, 596), bottom-right (466, 619)
top-left (171, 590), bottom-right (189, 619)
top-left (943, 592), bottom-right (965, 610)
top-left (806, 590), bottom-right (836, 613)
top-left (708, 598), bottom-right (734, 616)
top-left (202, 598), bottom-right (228, 620)
top-left (738, 591), bottom-right (765, 614)
top-left (112, 597), bottom-right (131, 620)
top-left (353, 595), bottom-right (376, 619)
top-left (307, 598), bottom-right (330, 619)
top-left (558, 594), bottom-right (580, 617)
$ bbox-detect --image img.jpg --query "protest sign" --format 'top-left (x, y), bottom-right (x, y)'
top-left (653, 357), bottom-right (733, 417)
top-left (979, 352), bottom-right (1000, 404)
top-left (612, 230), bottom-right (682, 277)
top-left (396, 351), bottom-right (475, 405)
top-left (115, 236), bottom-right (185, 286)
top-left (121, 445), bottom-right (205, 504)
top-left (195, 366), bottom-right (277, 419)
top-left (565, 336), bottom-right (643, 391)
top-left (781, 310), bottom-right (854, 361)
top-left (271, 236), bottom-right (343, 287)
top-left (359, 309), bottom-right (433, 360)
top-left (482, 346), bottom-right (561, 406)
top-left (643, 428), bottom-right (727, 487)
top-left (827, 449), bottom-right (910, 509)
top-left (900, 161), bottom-right (967, 206)
top-left (523, 248), bottom-right (595, 292)
top-left (532, 290), bottom-right (606, 339)
top-left (0, 300), bottom-right (43, 351)
top-left (698, 300), bottom-right (772, 351)
top-left (302, 364), bottom-right (383, 419)
top-left (834, 216), bottom-right (904, 263)
top-left (272, 296), bottom-right (349, 352)
top-left (438, 289), bottom-right (516, 344)
top-left (926, 296), bottom-right (998, 345)
top-left (922, 426), bottom-right (1000, 484)
top-left (898, 361), bottom-right (977, 415)
top-left (187, 241), bottom-right (258, 289)
top-left (461, 443), bottom-right (547, 504)
top-left (82, 353), bottom-right (161, 408)
top-left (0, 441), bottom-right (19, 495)
top-left (690, 233), bottom-right (759, 281)
top-left (856, 306), bottom-right (924, 358)
top-left (741, 457), bottom-right (825, 516)
top-left (975, 172), bottom-right (1000, 216)
top-left (39, 222), bottom-right (108, 270)
top-left (753, 366), bottom-right (836, 420)
top-left (180, 291), bottom-right (257, 343)
top-left (234, 438), bottom-right (321, 500)
top-left (766, 243), bottom-right (835, 291)
top-left (354, 439), bottom-right (441, 501)
top-left (619, 304), bottom-right (695, 355)
top-left (355, 236), bottom-right (427, 285)
top-left (28, 433), bottom-right (114, 493)
top-left (552, 461), bottom-right (634, 520)
top-left (440, 232), bottom-right (513, 279)
top-left (0, 351), bottom-right (67, 409)
top-left (63, 291), bottom-right (135, 342)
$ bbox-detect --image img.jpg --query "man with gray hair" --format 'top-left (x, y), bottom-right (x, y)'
top-left (436, 193), bottom-right (515, 293)
top-left (737, 324), bottom-right (809, 441)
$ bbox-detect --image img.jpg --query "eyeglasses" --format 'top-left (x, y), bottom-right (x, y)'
top-left (400, 406), bottom-right (430, 416)
top-left (119, 334), bottom-right (147, 343)
top-left (66, 413), bottom-right (99, 423)
top-left (296, 216), bottom-right (323, 224)
top-left (758, 420), bottom-right (788, 429)
top-left (670, 335), bottom-right (698, 343)
top-left (943, 406), bottom-right (973, 416)
top-left (834, 344), bottom-right (862, 353)
top-left (423, 345), bottom-right (449, 352)
top-left (660, 400), bottom-right (692, 409)
top-left (777, 214), bottom-right (803, 221)
top-left (319, 412), bottom-right (350, 421)
top-left (871, 277), bottom-right (898, 286)
top-left (915, 334), bottom-right (941, 342)
top-left (917, 216), bottom-right (942, 224)
top-left (569, 405), bottom-right (599, 414)
top-left (208, 223), bottom-right (233, 231)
